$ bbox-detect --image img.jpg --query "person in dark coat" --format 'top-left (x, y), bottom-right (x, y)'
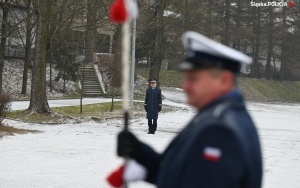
top-left (116, 31), bottom-right (263, 188)
top-left (144, 79), bottom-right (162, 134)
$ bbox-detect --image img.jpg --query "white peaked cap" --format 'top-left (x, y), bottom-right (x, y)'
top-left (180, 31), bottom-right (252, 73)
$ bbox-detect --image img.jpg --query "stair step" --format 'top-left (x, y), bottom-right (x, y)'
top-left (82, 76), bottom-right (96, 78)
top-left (83, 86), bottom-right (101, 88)
top-left (84, 81), bottom-right (99, 83)
top-left (84, 95), bottom-right (102, 97)
top-left (83, 87), bottom-right (101, 89)
top-left (84, 90), bottom-right (102, 92)
top-left (83, 80), bottom-right (98, 82)
top-left (83, 85), bottom-right (100, 86)
top-left (83, 90), bottom-right (102, 92)
top-left (83, 83), bottom-right (100, 85)
top-left (84, 91), bottom-right (102, 93)
top-left (83, 78), bottom-right (98, 80)
top-left (84, 81), bottom-right (98, 83)
top-left (80, 65), bottom-right (103, 97)
top-left (83, 84), bottom-right (99, 86)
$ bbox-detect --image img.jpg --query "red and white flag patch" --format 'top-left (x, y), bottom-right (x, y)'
top-left (203, 146), bottom-right (222, 162)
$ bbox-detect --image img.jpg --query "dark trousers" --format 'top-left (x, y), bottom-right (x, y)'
top-left (148, 119), bottom-right (157, 133)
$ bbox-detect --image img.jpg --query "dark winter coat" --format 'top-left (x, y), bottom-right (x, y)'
top-left (135, 90), bottom-right (263, 188)
top-left (144, 88), bottom-right (162, 120)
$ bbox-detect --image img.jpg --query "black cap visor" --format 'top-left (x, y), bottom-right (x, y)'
top-left (178, 51), bottom-right (241, 74)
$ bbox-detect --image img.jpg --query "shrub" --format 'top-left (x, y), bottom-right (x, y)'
top-left (0, 93), bottom-right (11, 125)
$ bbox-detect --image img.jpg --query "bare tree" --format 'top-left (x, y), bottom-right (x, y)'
top-left (21, 0), bottom-right (34, 94)
top-left (111, 25), bottom-right (122, 87)
top-left (28, 0), bottom-right (51, 113)
top-left (279, 6), bottom-right (288, 81)
top-left (0, 0), bottom-right (12, 94)
top-left (84, 0), bottom-right (98, 64)
top-left (149, 0), bottom-right (165, 86)
top-left (265, 6), bottom-right (274, 80)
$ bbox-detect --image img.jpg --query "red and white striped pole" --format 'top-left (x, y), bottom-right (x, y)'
top-left (108, 0), bottom-right (138, 187)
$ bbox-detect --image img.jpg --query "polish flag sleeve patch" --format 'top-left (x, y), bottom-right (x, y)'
top-left (203, 146), bottom-right (222, 162)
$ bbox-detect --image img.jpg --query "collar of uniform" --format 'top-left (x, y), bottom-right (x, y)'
top-left (198, 89), bottom-right (244, 113)
top-left (219, 89), bottom-right (241, 101)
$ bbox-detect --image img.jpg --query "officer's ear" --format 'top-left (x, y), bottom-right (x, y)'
top-left (220, 70), bottom-right (235, 89)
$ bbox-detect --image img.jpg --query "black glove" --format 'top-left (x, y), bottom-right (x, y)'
top-left (158, 105), bottom-right (162, 112)
top-left (144, 105), bottom-right (147, 112)
top-left (117, 130), bottom-right (141, 158)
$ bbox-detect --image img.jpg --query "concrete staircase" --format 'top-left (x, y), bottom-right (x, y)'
top-left (80, 64), bottom-right (103, 97)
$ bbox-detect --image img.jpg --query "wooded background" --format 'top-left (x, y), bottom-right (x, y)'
top-left (0, 0), bottom-right (299, 113)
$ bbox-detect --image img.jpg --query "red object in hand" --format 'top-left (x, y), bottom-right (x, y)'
top-left (107, 165), bottom-right (125, 188)
top-left (110, 0), bottom-right (128, 23)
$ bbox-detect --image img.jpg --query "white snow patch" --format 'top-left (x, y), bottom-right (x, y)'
top-left (3, 60), bottom-right (78, 99)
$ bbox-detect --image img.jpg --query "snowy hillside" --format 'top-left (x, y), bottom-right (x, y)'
top-left (3, 60), bottom-right (78, 99)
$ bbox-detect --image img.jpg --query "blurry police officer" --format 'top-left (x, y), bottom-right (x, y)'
top-left (117, 31), bottom-right (263, 188)
top-left (144, 79), bottom-right (162, 134)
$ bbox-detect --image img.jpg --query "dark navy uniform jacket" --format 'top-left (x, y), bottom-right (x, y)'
top-left (144, 88), bottom-right (162, 120)
top-left (135, 90), bottom-right (263, 188)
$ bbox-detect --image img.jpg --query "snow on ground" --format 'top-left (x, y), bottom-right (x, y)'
top-left (3, 60), bottom-right (78, 99)
top-left (247, 103), bottom-right (300, 188)
top-left (1, 88), bottom-right (300, 188)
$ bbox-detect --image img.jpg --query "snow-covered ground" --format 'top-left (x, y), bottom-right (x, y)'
top-left (1, 88), bottom-right (300, 188)
top-left (3, 60), bottom-right (78, 99)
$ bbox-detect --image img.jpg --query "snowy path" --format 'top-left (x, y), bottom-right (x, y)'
top-left (1, 88), bottom-right (300, 188)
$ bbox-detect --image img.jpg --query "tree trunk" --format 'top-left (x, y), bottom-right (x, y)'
top-left (112, 25), bottom-right (122, 87)
top-left (206, 0), bottom-right (213, 38)
top-left (22, 0), bottom-right (33, 94)
top-left (28, 0), bottom-right (51, 113)
top-left (63, 61), bottom-right (66, 93)
top-left (149, 0), bottom-right (165, 87)
top-left (0, 2), bottom-right (10, 94)
top-left (234, 0), bottom-right (241, 50)
top-left (223, 0), bottom-right (230, 45)
top-left (265, 6), bottom-right (273, 80)
top-left (49, 49), bottom-right (52, 92)
top-left (251, 7), bottom-right (261, 78)
top-left (279, 6), bottom-right (287, 81)
top-left (84, 0), bottom-right (97, 64)
top-left (183, 0), bottom-right (188, 31)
